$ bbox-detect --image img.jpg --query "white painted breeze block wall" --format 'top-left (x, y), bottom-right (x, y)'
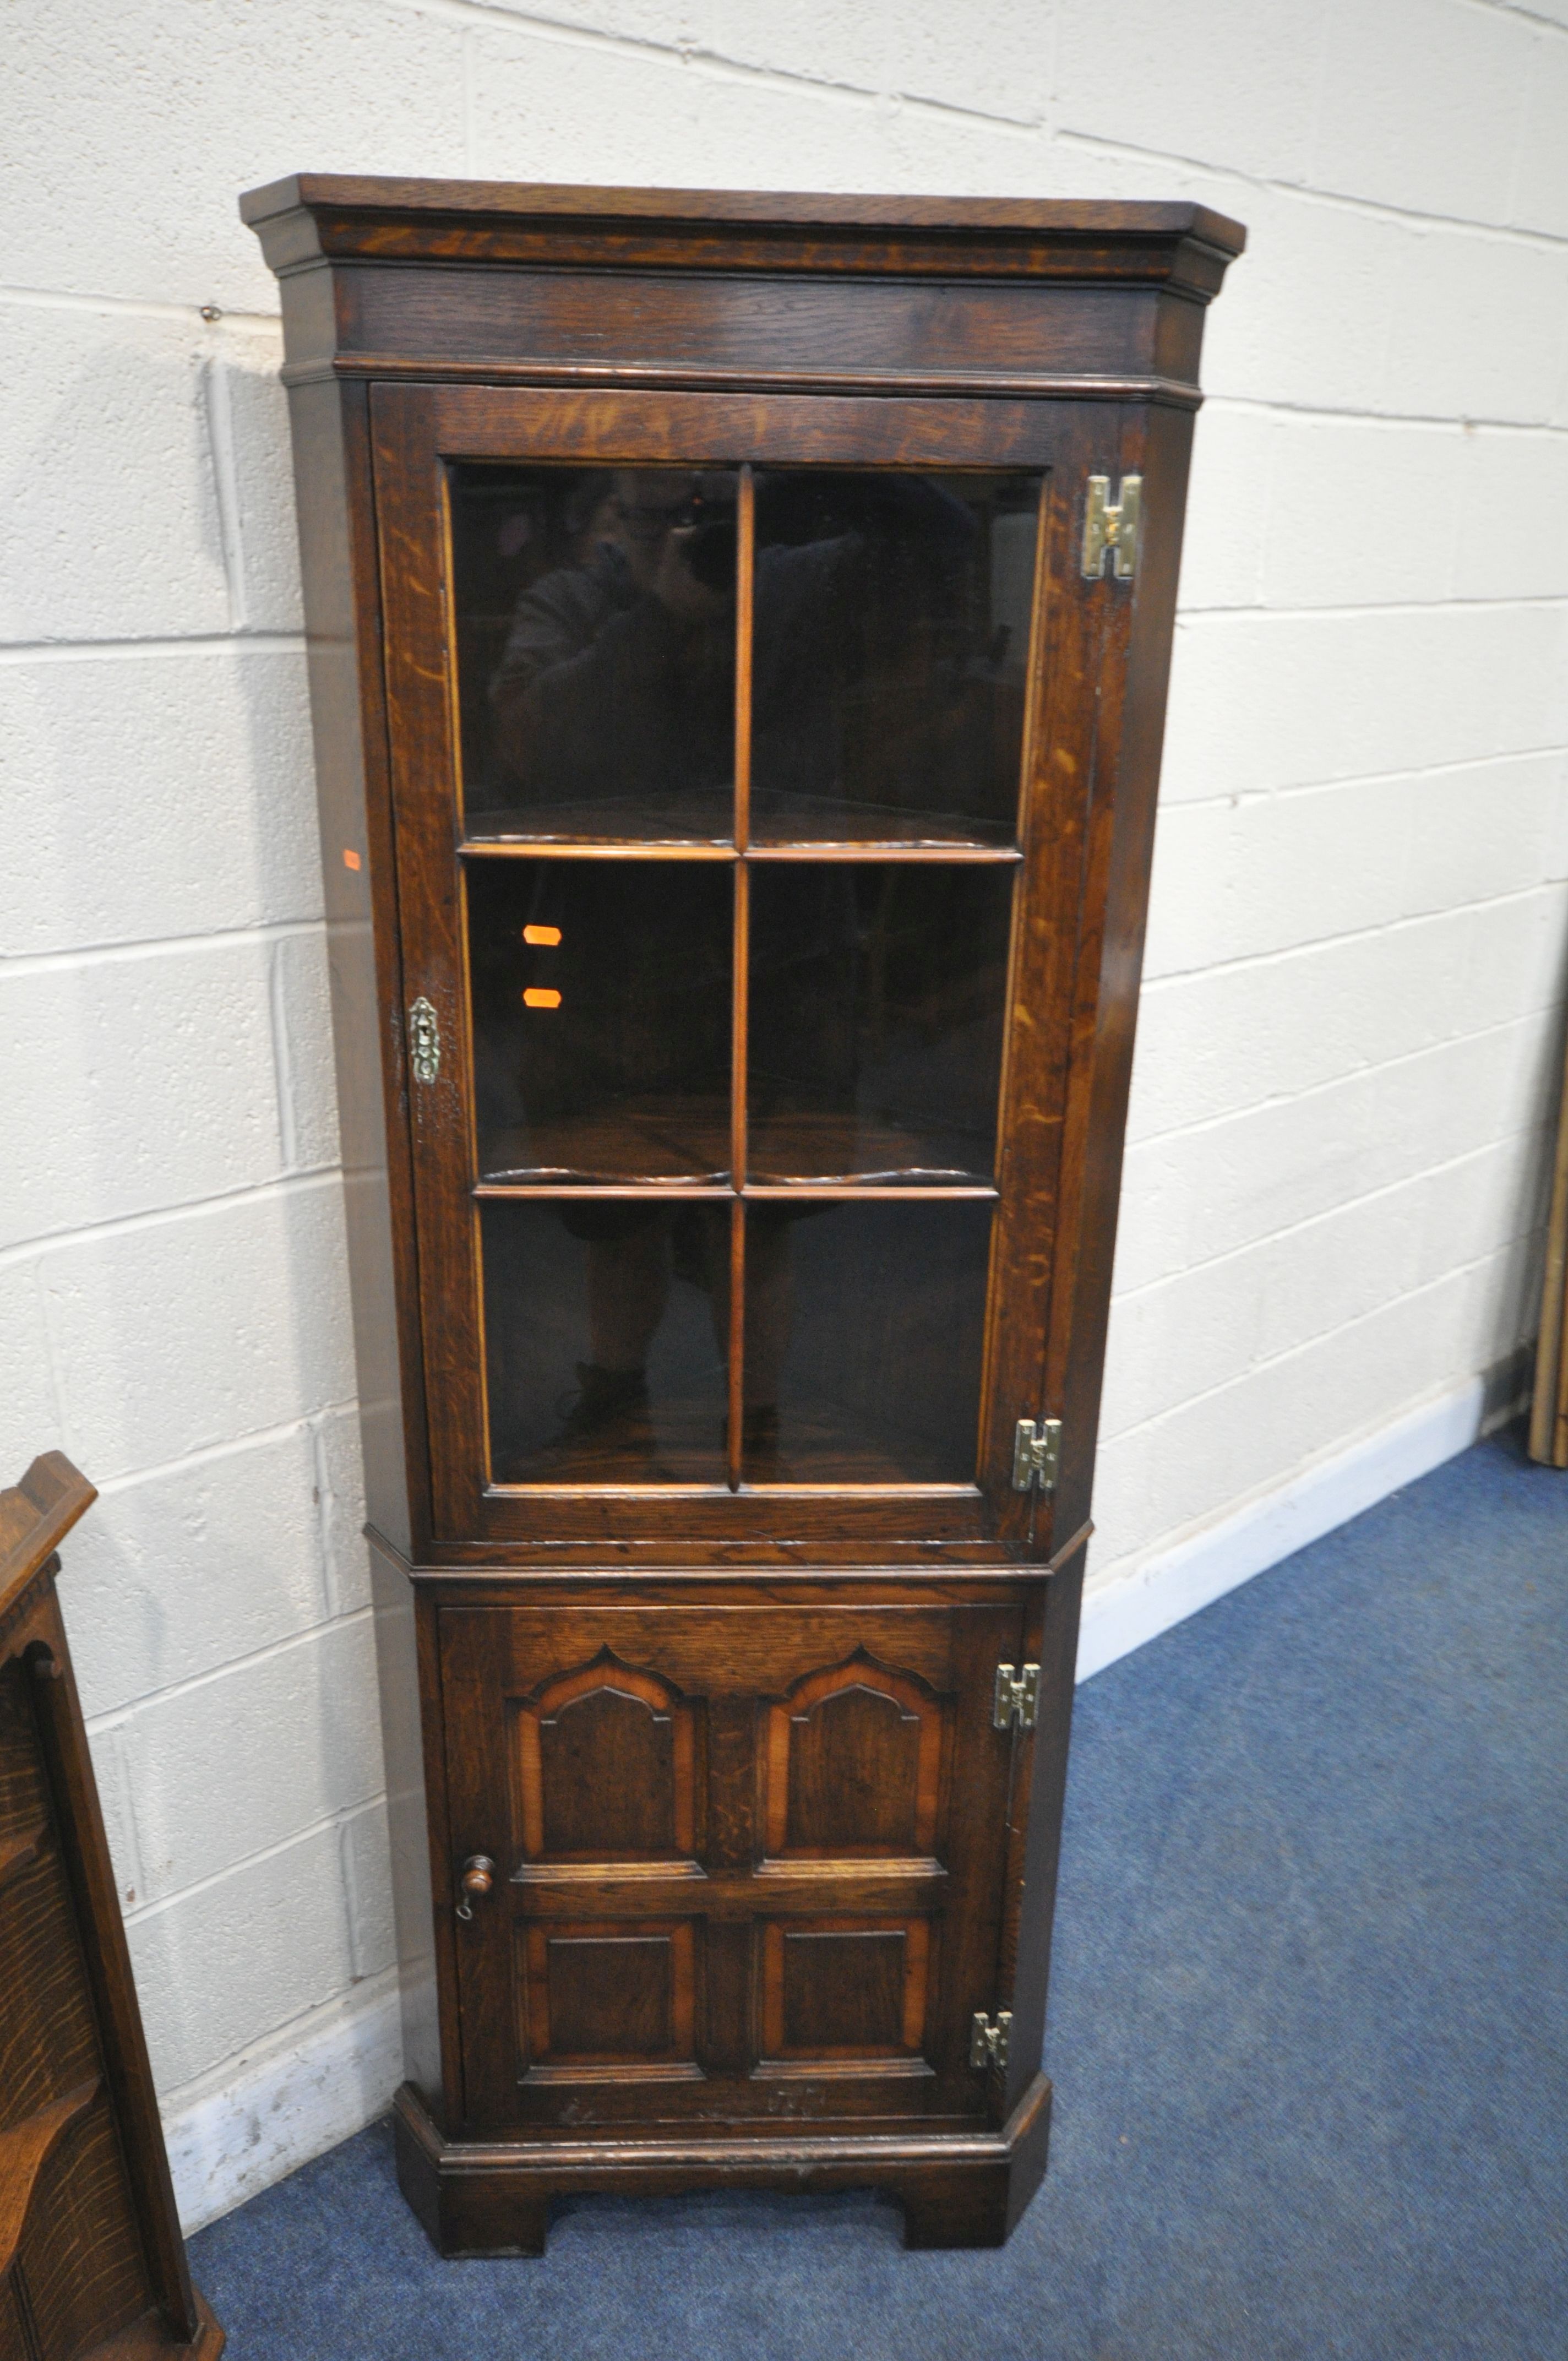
top-left (4, 0), bottom-right (1566, 2231)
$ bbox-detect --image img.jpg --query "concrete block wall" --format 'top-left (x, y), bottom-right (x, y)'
top-left (3, 0), bottom-right (1565, 2225)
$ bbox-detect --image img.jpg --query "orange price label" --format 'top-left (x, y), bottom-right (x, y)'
top-left (522, 923), bottom-right (562, 946)
top-left (522, 987), bottom-right (563, 1010)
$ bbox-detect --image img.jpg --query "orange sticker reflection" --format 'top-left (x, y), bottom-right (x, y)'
top-left (522, 924), bottom-right (562, 946)
top-left (522, 988), bottom-right (562, 1009)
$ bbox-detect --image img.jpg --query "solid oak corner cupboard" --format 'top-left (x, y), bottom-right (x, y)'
top-left (242, 176), bottom-right (1243, 2255)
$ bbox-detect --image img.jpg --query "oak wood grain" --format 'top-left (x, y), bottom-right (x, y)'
top-left (0, 2082), bottom-right (99, 2274)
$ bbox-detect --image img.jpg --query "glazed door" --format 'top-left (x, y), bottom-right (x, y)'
top-left (372, 384), bottom-right (1093, 1554)
top-left (440, 1601), bottom-right (1028, 2132)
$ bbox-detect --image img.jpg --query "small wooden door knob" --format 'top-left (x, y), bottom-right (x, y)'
top-left (456, 1854), bottom-right (496, 1920)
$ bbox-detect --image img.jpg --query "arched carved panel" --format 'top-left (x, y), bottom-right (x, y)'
top-left (514, 1651), bottom-right (699, 1864)
top-left (763, 1652), bottom-right (947, 1860)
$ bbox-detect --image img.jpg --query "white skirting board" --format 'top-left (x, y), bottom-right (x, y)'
top-left (164, 1979), bottom-right (404, 2235)
top-left (1075, 1356), bottom-right (1527, 1684)
top-left (161, 1361), bottom-right (1523, 2233)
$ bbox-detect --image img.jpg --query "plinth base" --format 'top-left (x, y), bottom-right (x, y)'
top-left (393, 2076), bottom-right (1051, 2257)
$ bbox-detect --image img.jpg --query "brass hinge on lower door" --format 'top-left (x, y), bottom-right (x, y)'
top-left (970, 2011), bottom-right (1012, 2071)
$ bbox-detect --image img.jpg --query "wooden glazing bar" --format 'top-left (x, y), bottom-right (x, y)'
top-left (741, 1183), bottom-right (999, 1201)
top-left (472, 1182), bottom-right (733, 1200)
top-left (458, 841), bottom-right (1020, 863)
top-left (734, 465), bottom-right (754, 856)
top-left (728, 812), bottom-right (751, 1490)
top-left (727, 1199), bottom-right (745, 1494)
top-left (483, 1479), bottom-right (983, 1501)
top-left (459, 841), bottom-right (738, 861)
top-left (743, 1480), bottom-right (982, 1497)
top-left (729, 464), bottom-right (753, 1505)
top-left (743, 843), bottom-right (1022, 864)
top-left (458, 841), bottom-right (1025, 863)
top-left (731, 865), bottom-right (750, 1192)
top-left (471, 1182), bottom-right (1000, 1201)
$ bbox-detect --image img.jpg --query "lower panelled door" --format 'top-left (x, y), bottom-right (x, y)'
top-left (439, 1602), bottom-right (1028, 2133)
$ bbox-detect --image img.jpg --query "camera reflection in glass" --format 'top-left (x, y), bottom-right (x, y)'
top-left (475, 463), bottom-right (1035, 845)
top-left (487, 469), bottom-right (739, 835)
top-left (547, 1202), bottom-right (790, 1469)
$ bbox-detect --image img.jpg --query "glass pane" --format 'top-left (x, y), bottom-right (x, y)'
top-left (740, 1201), bottom-right (992, 1483)
top-left (467, 858), bottom-right (732, 1182)
top-left (482, 1200), bottom-right (729, 1483)
top-left (748, 863), bottom-right (1012, 1184)
top-left (450, 464), bottom-right (739, 842)
top-left (749, 471), bottom-right (1041, 846)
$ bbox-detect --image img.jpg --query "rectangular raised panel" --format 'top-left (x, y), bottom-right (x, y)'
top-left (761, 1918), bottom-right (932, 2063)
top-left (521, 1919), bottom-right (698, 2076)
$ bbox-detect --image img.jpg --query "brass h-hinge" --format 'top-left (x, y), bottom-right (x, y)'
top-left (1012, 1417), bottom-right (1061, 1494)
top-left (407, 995), bottom-right (442, 1085)
top-left (1082, 474), bottom-right (1142, 579)
top-left (993, 1662), bottom-right (1040, 1732)
top-left (970, 2010), bottom-right (1012, 2071)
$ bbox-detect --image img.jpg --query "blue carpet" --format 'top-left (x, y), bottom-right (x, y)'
top-left (190, 1431), bottom-right (1568, 2359)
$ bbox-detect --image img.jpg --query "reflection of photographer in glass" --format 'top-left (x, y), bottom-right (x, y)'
top-left (488, 465), bottom-right (989, 830)
top-left (489, 470), bottom-right (739, 821)
top-left (552, 1201), bottom-right (792, 1466)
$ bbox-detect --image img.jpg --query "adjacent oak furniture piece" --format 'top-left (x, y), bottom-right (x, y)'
top-left (0, 1454), bottom-right (223, 2358)
top-left (242, 176), bottom-right (1244, 2253)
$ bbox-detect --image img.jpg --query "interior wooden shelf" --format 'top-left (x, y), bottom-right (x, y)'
top-left (460, 836), bottom-right (1021, 863)
top-left (473, 1181), bottom-right (998, 1199)
top-left (462, 788), bottom-right (1021, 856)
top-left (461, 837), bottom-right (737, 861)
top-left (476, 1112), bottom-right (999, 1194)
